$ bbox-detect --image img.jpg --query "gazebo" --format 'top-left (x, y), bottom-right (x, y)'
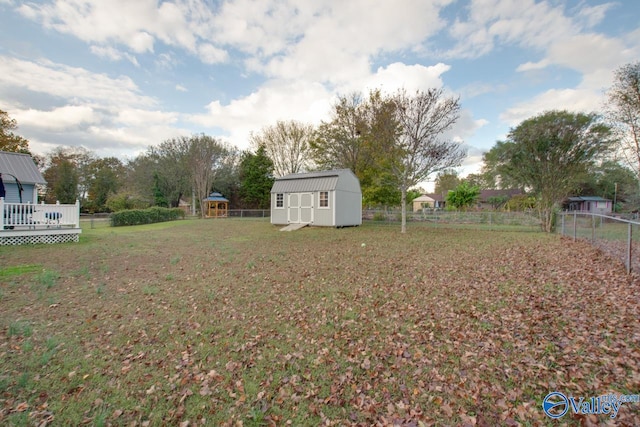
top-left (203, 192), bottom-right (229, 218)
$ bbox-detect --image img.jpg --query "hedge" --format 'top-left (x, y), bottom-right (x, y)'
top-left (110, 207), bottom-right (185, 227)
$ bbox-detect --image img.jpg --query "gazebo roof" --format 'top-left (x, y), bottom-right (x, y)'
top-left (203, 192), bottom-right (228, 202)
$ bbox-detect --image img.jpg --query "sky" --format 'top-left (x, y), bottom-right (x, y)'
top-left (0, 0), bottom-right (639, 188)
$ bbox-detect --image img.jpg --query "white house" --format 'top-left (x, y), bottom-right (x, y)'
top-left (270, 169), bottom-right (362, 228)
top-left (1, 150), bottom-right (81, 245)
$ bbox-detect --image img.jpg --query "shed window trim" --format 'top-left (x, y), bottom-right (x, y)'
top-left (275, 193), bottom-right (284, 209)
top-left (319, 191), bottom-right (329, 208)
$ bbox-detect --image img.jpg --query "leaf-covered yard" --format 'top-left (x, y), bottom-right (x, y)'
top-left (0, 220), bottom-right (638, 426)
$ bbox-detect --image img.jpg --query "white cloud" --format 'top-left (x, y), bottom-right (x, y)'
top-left (15, 105), bottom-right (98, 131)
top-left (175, 84), bottom-right (188, 92)
top-left (575, 2), bottom-right (615, 29)
top-left (499, 87), bottom-right (602, 126)
top-left (90, 45), bottom-right (140, 66)
top-left (115, 109), bottom-right (178, 127)
top-left (0, 56), bottom-right (155, 108)
top-left (198, 43), bottom-right (228, 64)
top-left (447, 0), bottom-right (581, 58)
top-left (358, 62), bottom-right (451, 95)
top-left (190, 80), bottom-right (332, 150)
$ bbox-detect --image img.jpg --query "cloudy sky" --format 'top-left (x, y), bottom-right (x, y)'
top-left (1, 0), bottom-right (639, 181)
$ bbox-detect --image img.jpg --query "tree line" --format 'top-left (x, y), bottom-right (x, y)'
top-left (1, 62), bottom-right (639, 232)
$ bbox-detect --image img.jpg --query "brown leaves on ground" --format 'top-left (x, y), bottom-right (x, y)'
top-left (0, 220), bottom-right (638, 426)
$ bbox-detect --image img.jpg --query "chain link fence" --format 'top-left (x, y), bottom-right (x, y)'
top-left (557, 212), bottom-right (640, 274)
top-left (362, 209), bottom-right (542, 231)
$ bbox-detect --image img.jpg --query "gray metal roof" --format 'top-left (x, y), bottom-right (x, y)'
top-left (0, 151), bottom-right (46, 185)
top-left (271, 169), bottom-right (353, 193)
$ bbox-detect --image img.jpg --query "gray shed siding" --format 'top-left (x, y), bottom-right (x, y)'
top-left (270, 169), bottom-right (361, 227)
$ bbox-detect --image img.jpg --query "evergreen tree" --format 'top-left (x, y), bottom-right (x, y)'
top-left (239, 145), bottom-right (274, 209)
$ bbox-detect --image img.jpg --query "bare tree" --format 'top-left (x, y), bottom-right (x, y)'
top-left (250, 120), bottom-right (313, 177)
top-left (391, 89), bottom-right (466, 233)
top-left (187, 134), bottom-right (231, 218)
top-left (606, 62), bottom-right (640, 183)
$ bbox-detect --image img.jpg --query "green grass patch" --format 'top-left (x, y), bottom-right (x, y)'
top-left (0, 264), bottom-right (43, 278)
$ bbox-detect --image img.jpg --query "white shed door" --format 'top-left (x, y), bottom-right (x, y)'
top-left (299, 193), bottom-right (313, 224)
top-left (287, 193), bottom-right (313, 224)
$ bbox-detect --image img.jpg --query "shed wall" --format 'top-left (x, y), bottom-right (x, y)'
top-left (335, 189), bottom-right (362, 226)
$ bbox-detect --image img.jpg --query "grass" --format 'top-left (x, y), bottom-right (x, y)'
top-left (0, 219), bottom-right (638, 425)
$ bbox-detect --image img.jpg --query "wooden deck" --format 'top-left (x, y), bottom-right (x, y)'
top-left (1, 200), bottom-right (82, 245)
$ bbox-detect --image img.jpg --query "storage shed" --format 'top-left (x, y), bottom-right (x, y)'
top-left (270, 169), bottom-right (362, 227)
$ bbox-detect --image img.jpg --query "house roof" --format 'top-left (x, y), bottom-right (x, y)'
top-left (271, 169), bottom-right (358, 193)
top-left (425, 193), bottom-right (446, 202)
top-left (413, 195), bottom-right (435, 203)
top-left (203, 192), bottom-right (228, 202)
top-left (0, 151), bottom-right (46, 185)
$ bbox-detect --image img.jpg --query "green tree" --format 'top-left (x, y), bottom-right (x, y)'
top-left (390, 88), bottom-right (466, 233)
top-left (42, 147), bottom-right (90, 204)
top-left (495, 110), bottom-right (613, 232)
top-left (152, 172), bottom-right (169, 207)
top-left (606, 62), bottom-right (640, 182)
top-left (576, 160), bottom-right (639, 211)
top-left (446, 182), bottom-right (480, 211)
top-left (51, 159), bottom-right (78, 203)
top-left (480, 141), bottom-right (525, 190)
top-left (85, 157), bottom-right (125, 212)
top-left (239, 145), bottom-right (274, 209)
top-left (311, 90), bottom-right (400, 207)
top-left (0, 110), bottom-right (30, 154)
top-left (434, 170), bottom-right (461, 196)
top-left (251, 120), bottom-right (313, 177)
top-left (147, 137), bottom-right (192, 207)
top-left (464, 173), bottom-right (491, 190)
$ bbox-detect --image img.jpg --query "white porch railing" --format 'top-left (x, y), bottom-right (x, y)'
top-left (1, 199), bottom-right (80, 229)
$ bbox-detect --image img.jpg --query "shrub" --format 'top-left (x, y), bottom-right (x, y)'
top-left (372, 212), bottom-right (387, 221)
top-left (110, 207), bottom-right (185, 227)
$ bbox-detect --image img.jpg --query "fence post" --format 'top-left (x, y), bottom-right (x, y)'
top-left (627, 222), bottom-right (632, 274)
top-left (573, 212), bottom-right (577, 241)
top-left (591, 214), bottom-right (595, 243)
top-left (561, 212), bottom-right (565, 235)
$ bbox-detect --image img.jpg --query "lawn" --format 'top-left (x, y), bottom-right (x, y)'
top-left (0, 219), bottom-right (638, 426)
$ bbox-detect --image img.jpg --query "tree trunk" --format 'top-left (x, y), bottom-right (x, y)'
top-left (401, 187), bottom-right (407, 234)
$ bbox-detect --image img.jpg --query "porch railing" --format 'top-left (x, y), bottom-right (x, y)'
top-left (1, 199), bottom-right (81, 229)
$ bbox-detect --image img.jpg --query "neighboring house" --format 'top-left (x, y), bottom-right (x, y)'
top-left (202, 192), bottom-right (229, 218)
top-left (0, 151), bottom-right (46, 203)
top-left (565, 196), bottom-right (612, 214)
top-left (1, 150), bottom-right (81, 245)
top-left (416, 193), bottom-right (446, 210)
top-left (412, 195), bottom-right (436, 211)
top-left (271, 169), bottom-right (362, 227)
